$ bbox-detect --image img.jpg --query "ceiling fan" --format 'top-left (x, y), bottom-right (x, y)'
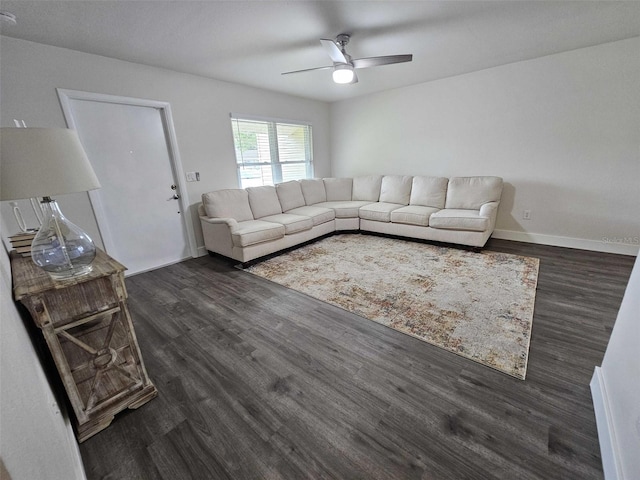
top-left (282, 34), bottom-right (413, 84)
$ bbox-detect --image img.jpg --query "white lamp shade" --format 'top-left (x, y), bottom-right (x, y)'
top-left (0, 128), bottom-right (101, 200)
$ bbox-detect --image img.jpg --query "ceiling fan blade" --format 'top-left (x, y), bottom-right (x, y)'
top-left (352, 54), bottom-right (413, 69)
top-left (320, 38), bottom-right (347, 64)
top-left (281, 65), bottom-right (333, 75)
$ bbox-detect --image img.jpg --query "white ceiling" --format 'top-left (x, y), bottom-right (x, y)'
top-left (1, 1), bottom-right (640, 103)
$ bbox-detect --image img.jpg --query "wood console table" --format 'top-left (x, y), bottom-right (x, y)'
top-left (11, 249), bottom-right (157, 442)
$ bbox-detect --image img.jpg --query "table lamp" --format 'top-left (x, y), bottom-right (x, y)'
top-left (1, 128), bottom-right (101, 279)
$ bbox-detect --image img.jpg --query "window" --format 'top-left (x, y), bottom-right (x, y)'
top-left (231, 115), bottom-right (313, 188)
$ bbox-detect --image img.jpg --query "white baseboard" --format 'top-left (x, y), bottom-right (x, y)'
top-left (196, 245), bottom-right (208, 257)
top-left (492, 230), bottom-right (639, 256)
top-left (124, 256), bottom-right (193, 277)
top-left (591, 367), bottom-right (623, 480)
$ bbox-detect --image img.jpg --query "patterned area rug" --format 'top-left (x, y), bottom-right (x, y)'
top-left (245, 234), bottom-right (539, 379)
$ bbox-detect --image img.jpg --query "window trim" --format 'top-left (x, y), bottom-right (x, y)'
top-left (230, 113), bottom-right (312, 127)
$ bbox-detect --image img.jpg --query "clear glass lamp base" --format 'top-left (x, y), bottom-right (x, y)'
top-left (46, 264), bottom-right (94, 280)
top-left (31, 198), bottom-right (97, 280)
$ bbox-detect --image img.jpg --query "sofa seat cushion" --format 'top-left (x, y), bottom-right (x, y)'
top-left (260, 213), bottom-right (314, 234)
top-left (231, 220), bottom-right (285, 247)
top-left (285, 206), bottom-right (335, 226)
top-left (429, 209), bottom-right (489, 232)
top-left (359, 202), bottom-right (405, 223)
top-left (390, 205), bottom-right (440, 226)
top-left (314, 201), bottom-right (373, 218)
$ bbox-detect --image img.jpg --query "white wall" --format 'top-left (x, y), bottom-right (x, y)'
top-left (0, 35), bottom-right (330, 479)
top-left (330, 37), bottom-right (640, 255)
top-left (591, 255), bottom-right (640, 479)
top-left (0, 36), bottom-right (331, 253)
top-left (0, 245), bottom-right (86, 480)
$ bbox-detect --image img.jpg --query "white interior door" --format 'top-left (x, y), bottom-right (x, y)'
top-left (60, 95), bottom-right (192, 275)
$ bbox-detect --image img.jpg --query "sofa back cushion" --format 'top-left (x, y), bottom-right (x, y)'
top-left (202, 189), bottom-right (254, 221)
top-left (379, 175), bottom-right (413, 205)
top-left (352, 175), bottom-right (382, 201)
top-left (324, 178), bottom-right (353, 201)
top-left (247, 185), bottom-right (283, 219)
top-left (445, 176), bottom-right (504, 210)
top-left (300, 179), bottom-right (327, 205)
top-left (409, 176), bottom-right (449, 208)
top-left (276, 180), bottom-right (306, 212)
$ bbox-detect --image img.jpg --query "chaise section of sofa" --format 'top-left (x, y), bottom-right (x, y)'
top-left (199, 174), bottom-right (503, 263)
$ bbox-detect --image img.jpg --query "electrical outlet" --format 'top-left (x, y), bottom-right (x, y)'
top-left (523, 209), bottom-right (532, 220)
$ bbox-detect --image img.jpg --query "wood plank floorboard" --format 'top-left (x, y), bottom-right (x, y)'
top-left (79, 237), bottom-right (635, 480)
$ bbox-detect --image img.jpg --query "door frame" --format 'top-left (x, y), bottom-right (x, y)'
top-left (57, 88), bottom-right (198, 262)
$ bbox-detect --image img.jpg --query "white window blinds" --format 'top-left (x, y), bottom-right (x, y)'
top-left (231, 116), bottom-right (313, 188)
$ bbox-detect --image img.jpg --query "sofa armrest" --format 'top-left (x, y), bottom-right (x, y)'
top-left (200, 216), bottom-right (236, 257)
top-left (199, 216), bottom-right (238, 228)
top-left (479, 201), bottom-right (500, 218)
top-left (479, 201), bottom-right (500, 231)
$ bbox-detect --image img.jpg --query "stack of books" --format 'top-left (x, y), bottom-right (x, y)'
top-left (9, 231), bottom-right (38, 257)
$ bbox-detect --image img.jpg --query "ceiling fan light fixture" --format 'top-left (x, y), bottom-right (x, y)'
top-left (281, 35), bottom-right (412, 85)
top-left (332, 64), bottom-right (354, 84)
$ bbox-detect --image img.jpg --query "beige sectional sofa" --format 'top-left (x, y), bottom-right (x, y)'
top-left (198, 175), bottom-right (503, 263)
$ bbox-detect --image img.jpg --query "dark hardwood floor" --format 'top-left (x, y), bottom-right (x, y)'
top-left (79, 236), bottom-right (635, 480)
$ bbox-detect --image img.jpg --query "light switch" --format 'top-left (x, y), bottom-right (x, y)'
top-left (186, 171), bottom-right (200, 182)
